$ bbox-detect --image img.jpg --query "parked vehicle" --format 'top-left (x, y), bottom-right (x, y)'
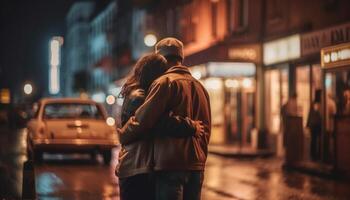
top-left (26, 98), bottom-right (120, 164)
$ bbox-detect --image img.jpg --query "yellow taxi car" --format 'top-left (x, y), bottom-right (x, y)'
top-left (26, 98), bottom-right (120, 164)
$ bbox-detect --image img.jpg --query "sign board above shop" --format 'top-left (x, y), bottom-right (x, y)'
top-left (301, 22), bottom-right (350, 56)
top-left (228, 44), bottom-right (261, 63)
top-left (190, 62), bottom-right (256, 79)
top-left (263, 34), bottom-right (301, 65)
top-left (321, 42), bottom-right (350, 69)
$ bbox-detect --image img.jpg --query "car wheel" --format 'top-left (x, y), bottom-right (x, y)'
top-left (102, 150), bottom-right (112, 165)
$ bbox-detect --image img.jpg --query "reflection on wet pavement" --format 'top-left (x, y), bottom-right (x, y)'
top-left (0, 127), bottom-right (27, 199)
top-left (202, 155), bottom-right (350, 200)
top-left (1, 126), bottom-right (350, 200)
top-left (35, 150), bottom-right (119, 200)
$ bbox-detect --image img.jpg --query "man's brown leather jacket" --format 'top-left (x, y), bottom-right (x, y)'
top-left (120, 65), bottom-right (211, 172)
top-left (117, 88), bottom-right (199, 178)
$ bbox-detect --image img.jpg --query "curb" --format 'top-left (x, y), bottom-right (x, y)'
top-left (22, 160), bottom-right (36, 200)
top-left (209, 150), bottom-right (274, 159)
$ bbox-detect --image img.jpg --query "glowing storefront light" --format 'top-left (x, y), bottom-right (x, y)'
top-left (204, 78), bottom-right (223, 90)
top-left (263, 34), bottom-right (301, 65)
top-left (322, 43), bottom-right (350, 69)
top-left (144, 34), bottom-right (157, 47)
top-left (207, 62), bottom-right (256, 77)
top-left (0, 89), bottom-right (10, 103)
top-left (330, 52), bottom-right (338, 62)
top-left (225, 79), bottom-right (240, 88)
top-left (242, 78), bottom-right (253, 88)
top-left (24, 83), bottom-right (33, 95)
top-left (324, 54), bottom-right (331, 63)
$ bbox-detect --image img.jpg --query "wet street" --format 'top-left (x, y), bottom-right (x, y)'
top-left (1, 126), bottom-right (350, 200)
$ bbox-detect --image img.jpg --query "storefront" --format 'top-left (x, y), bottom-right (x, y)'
top-left (186, 44), bottom-right (261, 146)
top-left (263, 22), bottom-right (350, 159)
top-left (321, 43), bottom-right (350, 175)
top-left (263, 34), bottom-right (301, 156)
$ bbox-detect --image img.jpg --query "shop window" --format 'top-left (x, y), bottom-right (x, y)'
top-left (204, 78), bottom-right (225, 144)
top-left (266, 0), bottom-right (285, 23)
top-left (296, 66), bottom-right (311, 127)
top-left (265, 68), bottom-right (289, 134)
top-left (180, 4), bottom-right (196, 44)
top-left (227, 0), bottom-right (248, 33)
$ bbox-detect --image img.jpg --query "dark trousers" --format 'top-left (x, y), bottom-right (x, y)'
top-left (119, 173), bottom-right (155, 200)
top-left (310, 131), bottom-right (320, 161)
top-left (155, 171), bottom-right (204, 200)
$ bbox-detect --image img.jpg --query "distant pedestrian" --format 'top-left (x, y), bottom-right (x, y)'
top-left (281, 93), bottom-right (298, 146)
top-left (307, 100), bottom-right (322, 161)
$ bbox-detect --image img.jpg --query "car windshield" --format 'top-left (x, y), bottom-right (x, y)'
top-left (43, 103), bottom-right (104, 120)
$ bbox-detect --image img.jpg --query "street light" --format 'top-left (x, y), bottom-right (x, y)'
top-left (144, 34), bottom-right (157, 47)
top-left (106, 95), bottom-right (116, 105)
top-left (24, 84), bottom-right (33, 95)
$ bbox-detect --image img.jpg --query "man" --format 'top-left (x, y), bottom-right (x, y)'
top-left (119, 37), bottom-right (211, 200)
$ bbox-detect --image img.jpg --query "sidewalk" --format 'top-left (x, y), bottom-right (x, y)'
top-left (283, 161), bottom-right (341, 179)
top-left (208, 144), bottom-right (274, 158)
top-left (208, 144), bottom-right (343, 179)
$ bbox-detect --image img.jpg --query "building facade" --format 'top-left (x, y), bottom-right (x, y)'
top-left (123, 0), bottom-right (350, 168)
top-left (262, 0), bottom-right (350, 162)
top-left (64, 2), bottom-right (95, 97)
top-left (64, 0), bottom-right (350, 173)
top-left (89, 1), bottom-right (118, 101)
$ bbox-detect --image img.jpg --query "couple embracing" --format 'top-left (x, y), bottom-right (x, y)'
top-left (116, 37), bottom-right (211, 200)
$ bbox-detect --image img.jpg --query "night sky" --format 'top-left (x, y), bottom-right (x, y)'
top-left (0, 0), bottom-right (110, 99)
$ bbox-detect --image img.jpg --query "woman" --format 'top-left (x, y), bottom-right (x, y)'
top-left (116, 53), bottom-right (203, 200)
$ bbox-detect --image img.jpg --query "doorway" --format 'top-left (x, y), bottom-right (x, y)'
top-left (224, 78), bottom-right (255, 146)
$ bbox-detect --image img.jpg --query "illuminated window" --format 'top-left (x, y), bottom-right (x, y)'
top-left (227, 0), bottom-right (248, 33)
top-left (180, 3), bottom-right (196, 44)
top-left (211, 1), bottom-right (218, 37)
top-left (296, 66), bottom-right (310, 127)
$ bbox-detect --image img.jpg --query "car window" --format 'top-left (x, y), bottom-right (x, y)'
top-left (43, 103), bottom-right (104, 120)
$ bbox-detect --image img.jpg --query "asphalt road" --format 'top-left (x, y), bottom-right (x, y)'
top-left (1, 126), bottom-right (350, 200)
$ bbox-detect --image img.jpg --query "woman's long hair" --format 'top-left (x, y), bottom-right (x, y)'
top-left (119, 54), bottom-right (167, 98)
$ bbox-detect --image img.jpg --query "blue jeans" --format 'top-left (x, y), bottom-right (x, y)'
top-left (155, 171), bottom-right (204, 200)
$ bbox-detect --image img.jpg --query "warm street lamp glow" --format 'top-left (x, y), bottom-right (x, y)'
top-left (24, 84), bottom-right (33, 95)
top-left (106, 95), bottom-right (116, 105)
top-left (144, 34), bottom-right (157, 47)
top-left (106, 117), bottom-right (115, 126)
